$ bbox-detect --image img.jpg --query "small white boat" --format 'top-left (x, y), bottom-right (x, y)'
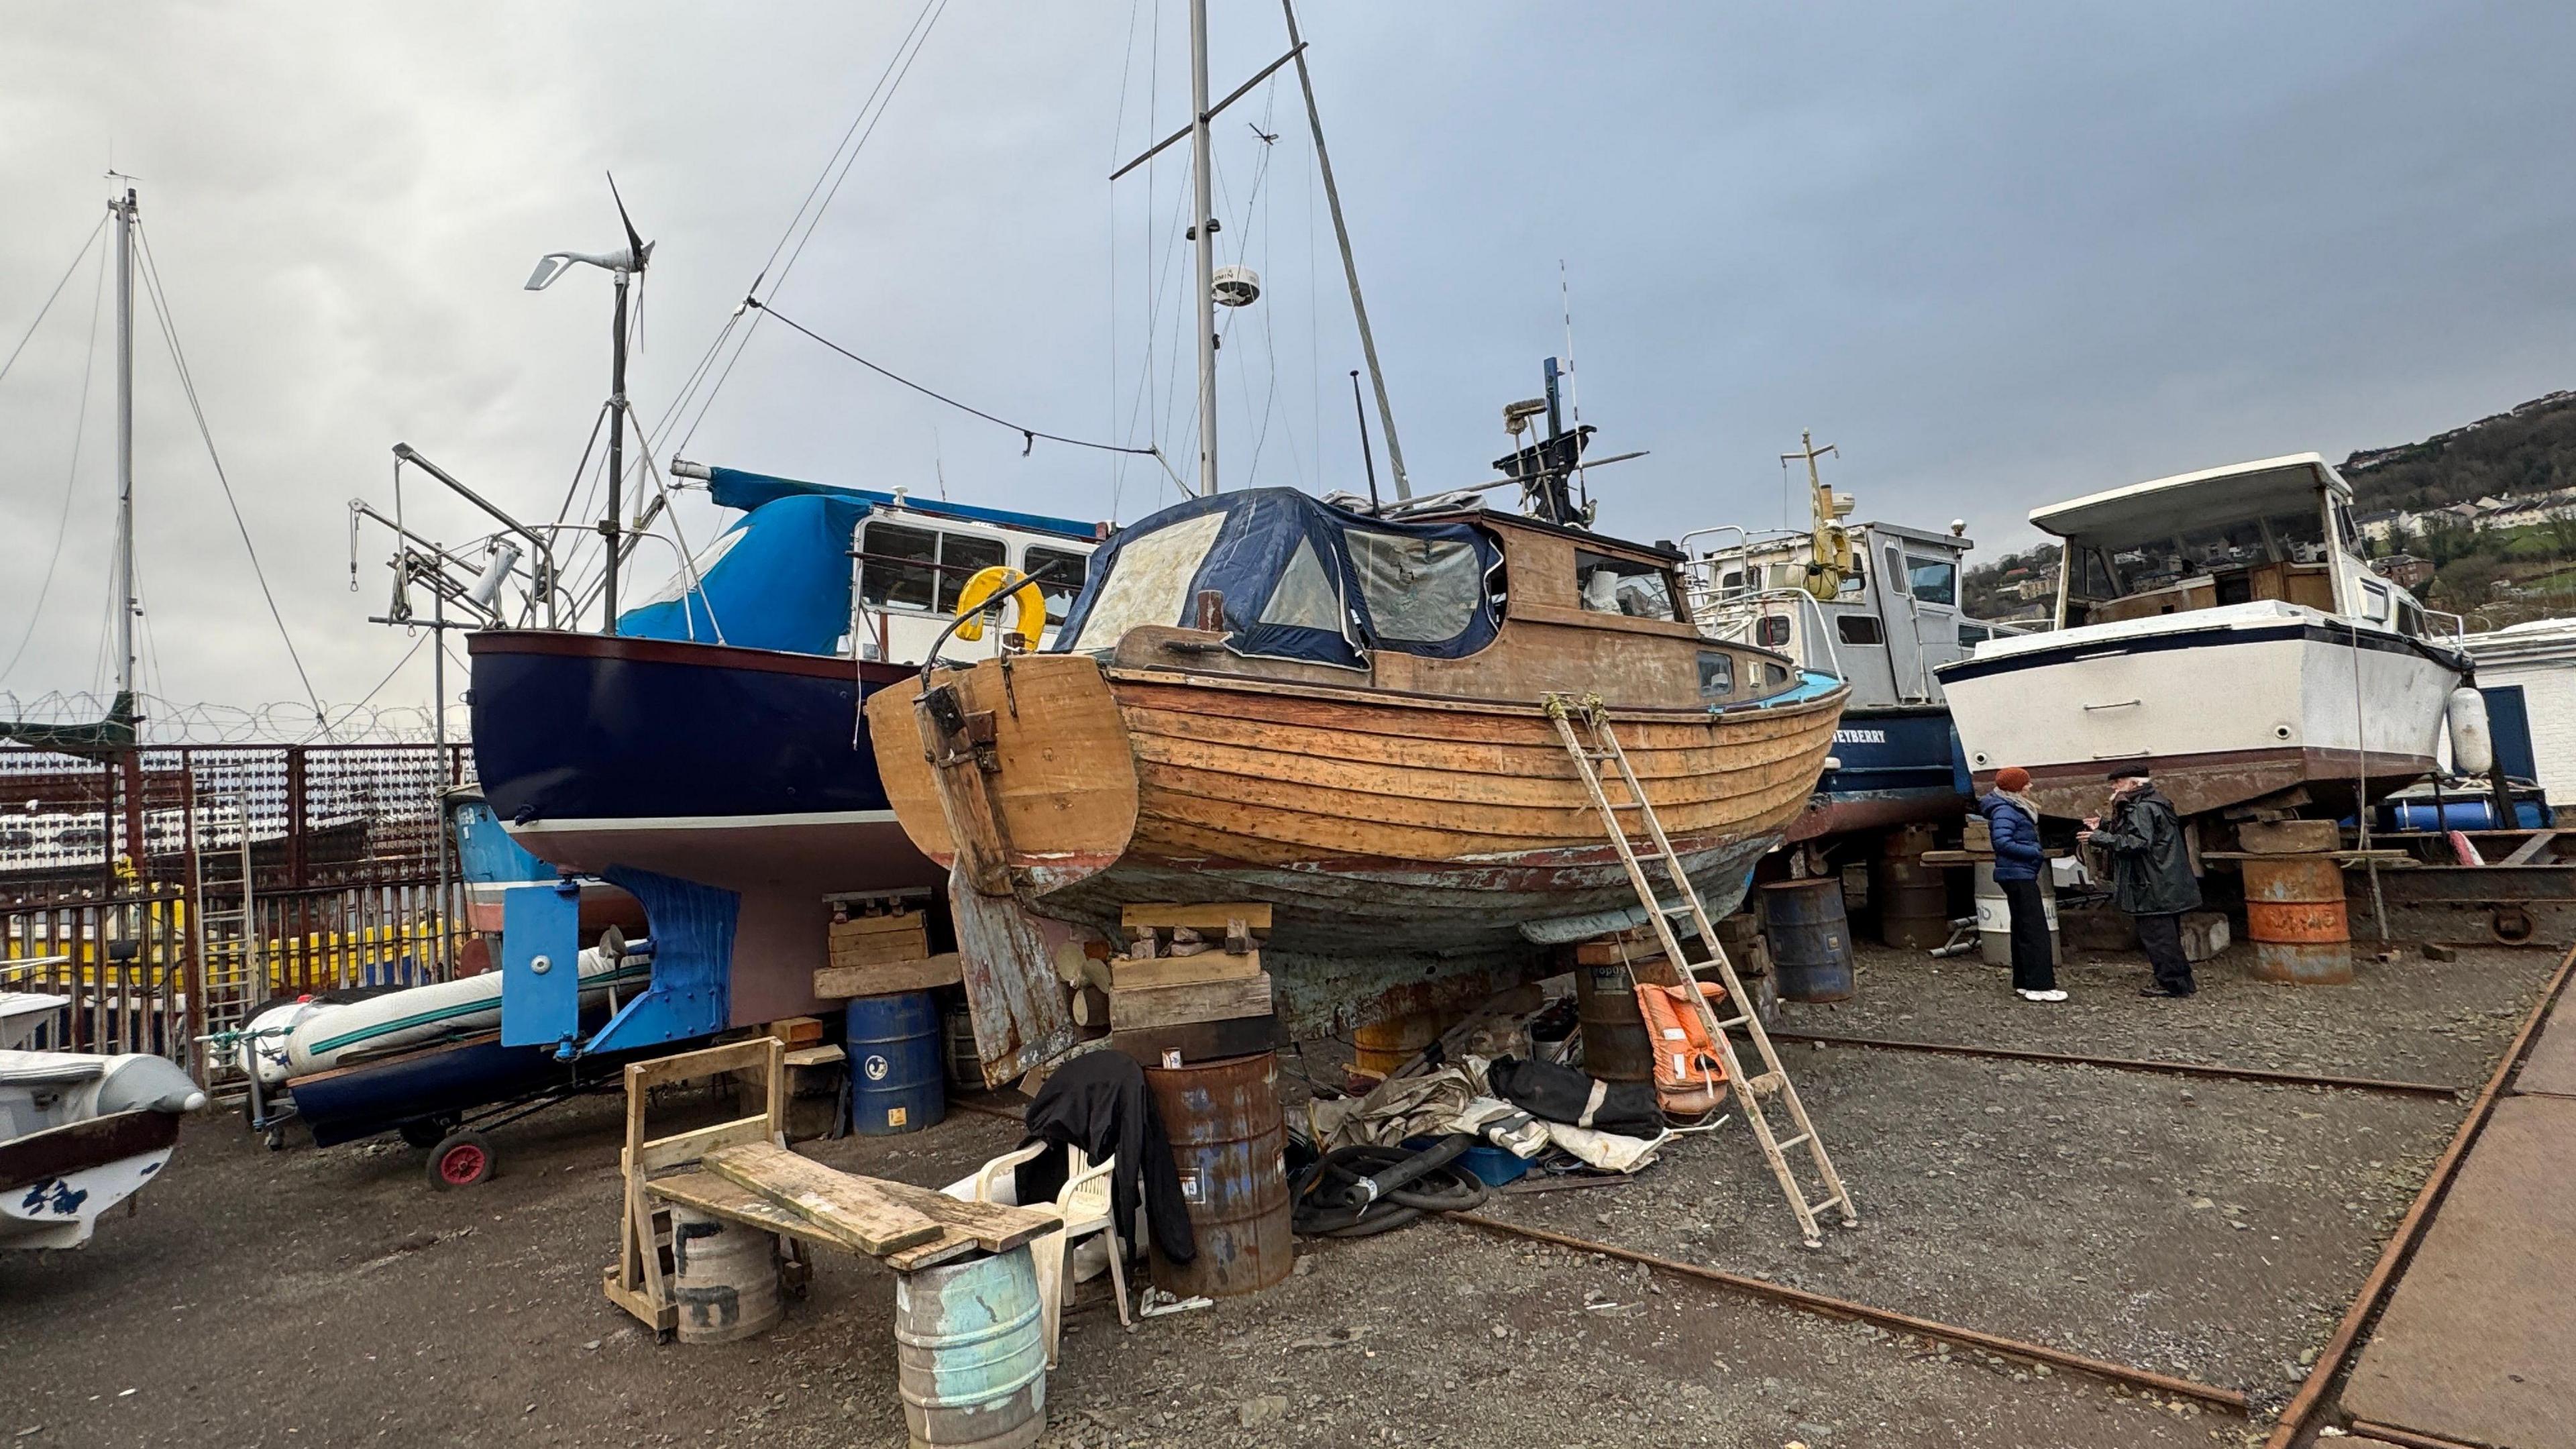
top-left (1, 1049), bottom-right (205, 1250)
top-left (1937, 453), bottom-right (2472, 820)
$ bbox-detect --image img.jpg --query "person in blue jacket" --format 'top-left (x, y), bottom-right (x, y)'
top-left (1976, 766), bottom-right (2063, 1001)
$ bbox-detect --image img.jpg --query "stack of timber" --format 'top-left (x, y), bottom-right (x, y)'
top-left (816, 900), bottom-right (961, 998)
top-left (1097, 904), bottom-right (1278, 1065)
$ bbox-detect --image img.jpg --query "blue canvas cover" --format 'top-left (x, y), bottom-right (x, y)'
top-left (615, 466), bottom-right (1097, 655)
top-left (1052, 488), bottom-right (1503, 669)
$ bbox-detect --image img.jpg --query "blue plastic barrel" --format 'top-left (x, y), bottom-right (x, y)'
top-left (2381, 798), bottom-right (2547, 833)
top-left (847, 991), bottom-right (947, 1136)
top-left (1760, 877), bottom-right (1856, 1003)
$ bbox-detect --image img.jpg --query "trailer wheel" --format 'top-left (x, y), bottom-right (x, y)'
top-left (428, 1130), bottom-right (496, 1190)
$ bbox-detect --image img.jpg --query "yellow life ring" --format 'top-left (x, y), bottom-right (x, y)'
top-left (952, 566), bottom-right (1046, 650)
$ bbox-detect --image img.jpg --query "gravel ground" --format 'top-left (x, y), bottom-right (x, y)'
top-left (0, 939), bottom-right (2554, 1449)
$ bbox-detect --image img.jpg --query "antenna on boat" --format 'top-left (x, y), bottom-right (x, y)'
top-left (527, 174), bottom-right (654, 632)
top-left (1781, 431), bottom-right (1854, 602)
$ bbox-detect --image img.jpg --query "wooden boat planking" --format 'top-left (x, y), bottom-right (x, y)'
top-left (867, 654), bottom-right (1843, 952)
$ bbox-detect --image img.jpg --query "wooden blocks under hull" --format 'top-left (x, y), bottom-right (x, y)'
top-left (1105, 902), bottom-right (1274, 1065)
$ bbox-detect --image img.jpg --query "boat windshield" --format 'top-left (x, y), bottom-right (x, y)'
top-left (2061, 503), bottom-right (2334, 627)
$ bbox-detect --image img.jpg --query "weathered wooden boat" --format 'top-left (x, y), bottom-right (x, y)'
top-left (867, 486), bottom-right (1847, 1073)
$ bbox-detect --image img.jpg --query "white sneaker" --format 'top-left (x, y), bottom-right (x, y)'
top-left (2036, 989), bottom-right (2068, 1002)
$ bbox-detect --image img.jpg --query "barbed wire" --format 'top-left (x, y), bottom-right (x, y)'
top-left (0, 690), bottom-right (463, 746)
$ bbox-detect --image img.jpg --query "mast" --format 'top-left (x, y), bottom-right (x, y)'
top-left (112, 187), bottom-right (138, 702)
top-left (1190, 0), bottom-right (1219, 495)
top-left (604, 268), bottom-right (628, 631)
top-left (1282, 0), bottom-right (1408, 498)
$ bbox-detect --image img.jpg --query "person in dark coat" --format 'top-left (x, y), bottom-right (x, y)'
top-left (1016, 1049), bottom-right (1197, 1265)
top-left (2082, 772), bottom-right (2202, 998)
top-left (1976, 766), bottom-right (2062, 1001)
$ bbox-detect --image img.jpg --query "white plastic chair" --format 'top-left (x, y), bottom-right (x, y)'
top-left (957, 1141), bottom-right (1130, 1364)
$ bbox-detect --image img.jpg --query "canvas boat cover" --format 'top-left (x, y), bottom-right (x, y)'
top-left (615, 466), bottom-right (1095, 656)
top-left (1053, 488), bottom-right (1504, 669)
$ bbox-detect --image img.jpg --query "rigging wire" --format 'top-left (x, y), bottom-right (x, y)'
top-left (749, 299), bottom-right (1171, 465)
top-left (0, 214), bottom-right (106, 392)
top-left (131, 221), bottom-right (327, 730)
top-left (0, 231), bottom-right (110, 684)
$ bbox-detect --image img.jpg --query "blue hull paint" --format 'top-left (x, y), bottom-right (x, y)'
top-left (1791, 704), bottom-right (1968, 840)
top-left (468, 632), bottom-right (911, 827)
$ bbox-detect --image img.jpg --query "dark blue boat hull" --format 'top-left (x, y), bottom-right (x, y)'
top-left (466, 631), bottom-right (938, 1030)
top-left (1786, 704), bottom-right (1968, 841)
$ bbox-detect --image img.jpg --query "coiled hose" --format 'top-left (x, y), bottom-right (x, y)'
top-left (1291, 1134), bottom-right (1493, 1238)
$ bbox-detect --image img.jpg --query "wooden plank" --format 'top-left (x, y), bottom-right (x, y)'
top-left (1111, 1013), bottom-right (1279, 1066)
top-left (631, 1116), bottom-right (774, 1176)
top-left (702, 1143), bottom-right (944, 1256)
top-left (602, 1267), bottom-right (677, 1333)
top-left (2240, 818), bottom-right (2344, 855)
top-left (1109, 972), bottom-right (1272, 1030)
top-left (1110, 949), bottom-right (1261, 989)
top-left (627, 1038), bottom-right (777, 1092)
top-left (765, 1015), bottom-right (825, 1046)
top-left (782, 1044), bottom-right (845, 1069)
top-left (865, 1175), bottom-right (1060, 1255)
top-left (830, 909), bottom-right (928, 936)
top-left (1121, 902), bottom-right (1273, 932)
top-left (2501, 830), bottom-right (2562, 867)
top-left (813, 953), bottom-right (965, 998)
top-left (828, 930), bottom-right (934, 969)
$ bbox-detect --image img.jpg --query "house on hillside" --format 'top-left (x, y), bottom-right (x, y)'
top-left (2378, 553), bottom-right (2434, 590)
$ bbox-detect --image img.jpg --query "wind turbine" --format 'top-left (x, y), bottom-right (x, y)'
top-left (527, 174), bottom-right (653, 633)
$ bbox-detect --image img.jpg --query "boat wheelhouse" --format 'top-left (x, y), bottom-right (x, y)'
top-left (1935, 453), bottom-right (2469, 820)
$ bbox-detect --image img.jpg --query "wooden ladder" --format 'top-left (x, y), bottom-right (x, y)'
top-left (1544, 692), bottom-right (1857, 1245)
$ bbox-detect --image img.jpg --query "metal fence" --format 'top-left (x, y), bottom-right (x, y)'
top-left (0, 743), bottom-right (476, 1088)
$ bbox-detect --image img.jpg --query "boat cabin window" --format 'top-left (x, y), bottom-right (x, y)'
top-left (1762, 660), bottom-right (1791, 689)
top-left (2061, 502), bottom-right (2337, 627)
top-left (1022, 545), bottom-right (1090, 624)
top-left (1352, 533), bottom-right (1485, 642)
top-left (2359, 580), bottom-right (2391, 624)
top-left (1756, 615), bottom-right (1792, 649)
top-left (2397, 596), bottom-right (2424, 638)
top-left (1576, 551), bottom-right (1679, 620)
top-left (1837, 614), bottom-right (1884, 647)
top-left (1720, 569), bottom-right (1746, 594)
top-left (1907, 555), bottom-right (1957, 606)
top-left (1958, 622), bottom-right (1991, 647)
top-left (858, 521), bottom-right (1021, 616)
top-left (1698, 651), bottom-right (1735, 701)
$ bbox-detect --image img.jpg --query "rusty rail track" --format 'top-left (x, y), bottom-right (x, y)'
top-left (2261, 939), bottom-right (2576, 1448)
top-left (1762, 1029), bottom-right (2464, 1097)
top-left (1446, 1211), bottom-right (2249, 1415)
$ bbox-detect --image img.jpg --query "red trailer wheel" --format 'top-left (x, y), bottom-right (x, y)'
top-left (428, 1130), bottom-right (495, 1190)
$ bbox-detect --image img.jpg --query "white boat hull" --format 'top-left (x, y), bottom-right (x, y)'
top-left (1939, 602), bottom-right (2464, 818)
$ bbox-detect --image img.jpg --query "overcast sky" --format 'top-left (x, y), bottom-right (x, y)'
top-left (3, 1), bottom-right (2572, 735)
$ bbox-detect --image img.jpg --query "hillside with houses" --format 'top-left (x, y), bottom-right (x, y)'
top-left (1963, 390), bottom-right (2576, 629)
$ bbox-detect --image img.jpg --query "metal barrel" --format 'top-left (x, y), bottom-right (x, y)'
top-left (894, 1245), bottom-right (1047, 1449)
top-left (1972, 862), bottom-right (2061, 968)
top-left (847, 991), bottom-right (948, 1135)
top-left (1144, 1052), bottom-right (1292, 1299)
top-left (2242, 854), bottom-right (2353, 985)
top-left (1874, 824), bottom-right (1952, 949)
top-left (1760, 878), bottom-right (1857, 1002)
top-left (942, 998), bottom-right (983, 1093)
top-left (1575, 959), bottom-right (1674, 1081)
top-left (1350, 1008), bottom-right (1454, 1078)
top-left (669, 1205), bottom-right (784, 1344)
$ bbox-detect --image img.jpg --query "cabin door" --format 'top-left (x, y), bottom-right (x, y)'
top-left (1878, 543), bottom-right (1929, 704)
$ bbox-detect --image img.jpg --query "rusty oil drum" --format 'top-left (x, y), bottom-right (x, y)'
top-left (1144, 1052), bottom-right (1293, 1298)
top-left (1873, 823), bottom-right (1951, 950)
top-left (1350, 1008), bottom-right (1454, 1078)
top-left (1575, 957), bottom-right (1677, 1082)
top-left (1761, 877), bottom-right (1857, 1002)
top-left (2241, 853), bottom-right (2353, 985)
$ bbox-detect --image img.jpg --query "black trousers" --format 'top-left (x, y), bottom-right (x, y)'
top-left (2135, 911), bottom-right (2196, 994)
top-left (1998, 875), bottom-right (2055, 992)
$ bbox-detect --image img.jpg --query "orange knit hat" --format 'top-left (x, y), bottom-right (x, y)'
top-left (1994, 766), bottom-right (2032, 792)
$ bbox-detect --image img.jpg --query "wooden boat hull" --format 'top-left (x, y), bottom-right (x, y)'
top-left (867, 655), bottom-right (1846, 956)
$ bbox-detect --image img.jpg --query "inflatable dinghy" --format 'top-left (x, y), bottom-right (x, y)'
top-left (235, 945), bottom-right (652, 1086)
